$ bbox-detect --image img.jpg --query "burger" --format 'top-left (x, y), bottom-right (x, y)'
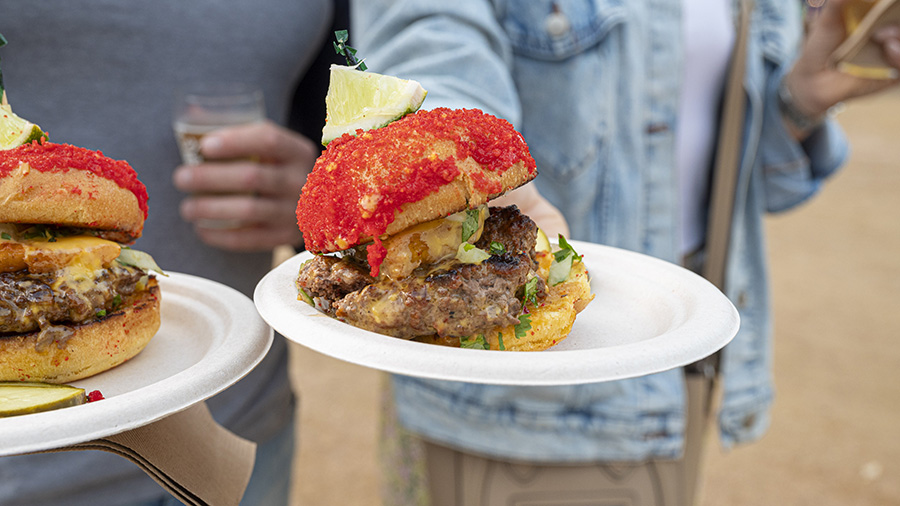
top-left (0, 141), bottom-right (162, 383)
top-left (295, 108), bottom-right (592, 351)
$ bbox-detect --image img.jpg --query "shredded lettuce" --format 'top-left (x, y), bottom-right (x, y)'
top-left (116, 247), bottom-right (167, 276)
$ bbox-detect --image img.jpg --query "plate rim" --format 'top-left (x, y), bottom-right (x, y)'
top-left (254, 240), bottom-right (739, 386)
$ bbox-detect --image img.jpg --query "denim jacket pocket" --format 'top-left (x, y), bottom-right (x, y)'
top-left (499, 0), bottom-right (626, 61)
top-left (499, 0), bottom-right (625, 181)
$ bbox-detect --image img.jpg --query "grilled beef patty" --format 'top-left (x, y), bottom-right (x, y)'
top-left (297, 205), bottom-right (546, 339)
top-left (334, 252), bottom-right (537, 339)
top-left (0, 265), bottom-right (145, 334)
top-left (475, 205), bottom-right (539, 260)
top-left (295, 255), bottom-right (375, 308)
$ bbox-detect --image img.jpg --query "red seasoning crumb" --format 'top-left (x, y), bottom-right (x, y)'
top-left (0, 142), bottom-right (149, 219)
top-left (296, 108), bottom-right (536, 275)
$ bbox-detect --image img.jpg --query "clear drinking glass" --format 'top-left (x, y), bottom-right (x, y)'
top-left (173, 83), bottom-right (265, 228)
top-left (173, 82), bottom-right (265, 165)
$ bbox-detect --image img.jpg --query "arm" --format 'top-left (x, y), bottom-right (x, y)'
top-left (353, 0), bottom-right (569, 234)
top-left (351, 0), bottom-right (521, 124)
top-left (783, 0), bottom-right (900, 138)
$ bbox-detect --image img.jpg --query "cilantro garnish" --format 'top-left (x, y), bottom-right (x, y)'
top-left (22, 225), bottom-right (57, 241)
top-left (514, 314), bottom-right (532, 339)
top-left (333, 30), bottom-right (367, 71)
top-left (498, 332), bottom-right (505, 351)
top-left (489, 241), bottom-right (506, 255)
top-left (1, 232), bottom-right (10, 240)
top-left (461, 209), bottom-right (481, 242)
top-left (0, 32), bottom-right (6, 99)
top-left (111, 294), bottom-right (123, 309)
top-left (554, 235), bottom-right (580, 263)
top-left (460, 334), bottom-right (490, 350)
top-left (521, 277), bottom-right (539, 307)
top-left (549, 235), bottom-right (582, 286)
top-left (95, 309), bottom-right (107, 318)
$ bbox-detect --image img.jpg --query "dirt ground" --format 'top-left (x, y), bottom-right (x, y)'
top-left (286, 89), bottom-right (900, 505)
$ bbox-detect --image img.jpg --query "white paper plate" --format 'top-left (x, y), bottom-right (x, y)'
top-left (0, 272), bottom-right (272, 457)
top-left (255, 241), bottom-right (739, 386)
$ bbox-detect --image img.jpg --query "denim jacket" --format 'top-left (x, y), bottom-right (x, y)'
top-left (353, 0), bottom-right (848, 461)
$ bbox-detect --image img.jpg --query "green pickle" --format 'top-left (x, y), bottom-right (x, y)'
top-left (0, 382), bottom-right (86, 417)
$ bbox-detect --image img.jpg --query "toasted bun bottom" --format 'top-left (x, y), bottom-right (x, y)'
top-left (0, 279), bottom-right (161, 383)
top-left (415, 256), bottom-right (594, 351)
top-left (0, 163), bottom-right (145, 240)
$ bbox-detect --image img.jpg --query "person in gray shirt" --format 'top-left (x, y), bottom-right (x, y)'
top-left (0, 1), bottom-right (334, 504)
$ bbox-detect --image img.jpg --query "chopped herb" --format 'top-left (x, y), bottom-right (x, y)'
top-left (489, 241), bottom-right (506, 255)
top-left (521, 277), bottom-right (539, 307)
top-left (514, 314), bottom-right (532, 339)
top-left (0, 233), bottom-right (9, 240)
top-left (460, 334), bottom-right (490, 350)
top-left (554, 235), bottom-right (581, 263)
top-left (22, 225), bottom-right (53, 240)
top-left (95, 309), bottom-right (107, 318)
top-left (111, 294), bottom-right (122, 309)
top-left (0, 32), bottom-right (6, 97)
top-left (498, 332), bottom-right (505, 351)
top-left (461, 208), bottom-right (481, 242)
top-left (333, 30), bottom-right (367, 71)
top-left (549, 234), bottom-right (581, 286)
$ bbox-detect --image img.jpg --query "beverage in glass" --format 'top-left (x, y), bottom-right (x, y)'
top-left (173, 83), bottom-right (265, 165)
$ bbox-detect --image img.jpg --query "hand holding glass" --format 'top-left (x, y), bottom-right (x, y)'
top-left (173, 83), bottom-right (265, 165)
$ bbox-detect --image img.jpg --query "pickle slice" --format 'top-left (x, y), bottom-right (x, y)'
top-left (0, 382), bottom-right (86, 417)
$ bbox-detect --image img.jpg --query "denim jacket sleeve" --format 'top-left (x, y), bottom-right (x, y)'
top-left (752, 0), bottom-right (849, 213)
top-left (351, 0), bottom-right (522, 125)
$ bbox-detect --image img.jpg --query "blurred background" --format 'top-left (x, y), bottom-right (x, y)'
top-left (285, 87), bottom-right (900, 506)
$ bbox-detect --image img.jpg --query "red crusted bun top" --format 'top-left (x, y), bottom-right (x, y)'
top-left (0, 142), bottom-right (149, 219)
top-left (296, 108), bottom-right (536, 263)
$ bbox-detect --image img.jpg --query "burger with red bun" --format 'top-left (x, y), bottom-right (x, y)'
top-left (295, 108), bottom-right (592, 351)
top-left (0, 142), bottom-right (162, 382)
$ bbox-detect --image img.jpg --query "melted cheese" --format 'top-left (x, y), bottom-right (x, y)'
top-left (1, 230), bottom-right (121, 275)
top-left (379, 206), bottom-right (488, 279)
top-left (25, 235), bottom-right (121, 274)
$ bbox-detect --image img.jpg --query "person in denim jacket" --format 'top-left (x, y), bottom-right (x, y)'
top-left (351, 0), bottom-right (900, 504)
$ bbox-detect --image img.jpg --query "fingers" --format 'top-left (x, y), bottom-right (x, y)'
top-left (874, 25), bottom-right (900, 69)
top-left (199, 120), bottom-right (318, 164)
top-left (180, 194), bottom-right (298, 227)
top-left (191, 224), bottom-right (302, 252)
top-left (174, 160), bottom-right (308, 198)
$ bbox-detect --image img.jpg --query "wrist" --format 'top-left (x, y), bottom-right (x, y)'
top-left (778, 74), bottom-right (827, 135)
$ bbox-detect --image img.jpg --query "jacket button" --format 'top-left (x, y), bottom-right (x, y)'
top-left (545, 11), bottom-right (571, 38)
top-left (736, 291), bottom-right (749, 309)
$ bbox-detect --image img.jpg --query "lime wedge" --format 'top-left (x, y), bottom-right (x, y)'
top-left (0, 104), bottom-right (45, 150)
top-left (0, 382), bottom-right (86, 417)
top-left (321, 64), bottom-right (427, 145)
top-left (535, 228), bottom-right (551, 253)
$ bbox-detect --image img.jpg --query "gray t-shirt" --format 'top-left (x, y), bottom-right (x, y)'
top-left (0, 1), bottom-right (331, 504)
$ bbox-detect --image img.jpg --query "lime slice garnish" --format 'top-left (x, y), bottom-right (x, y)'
top-left (0, 104), bottom-right (45, 150)
top-left (321, 64), bottom-right (427, 146)
top-left (0, 382), bottom-right (86, 417)
top-left (535, 228), bottom-right (551, 253)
